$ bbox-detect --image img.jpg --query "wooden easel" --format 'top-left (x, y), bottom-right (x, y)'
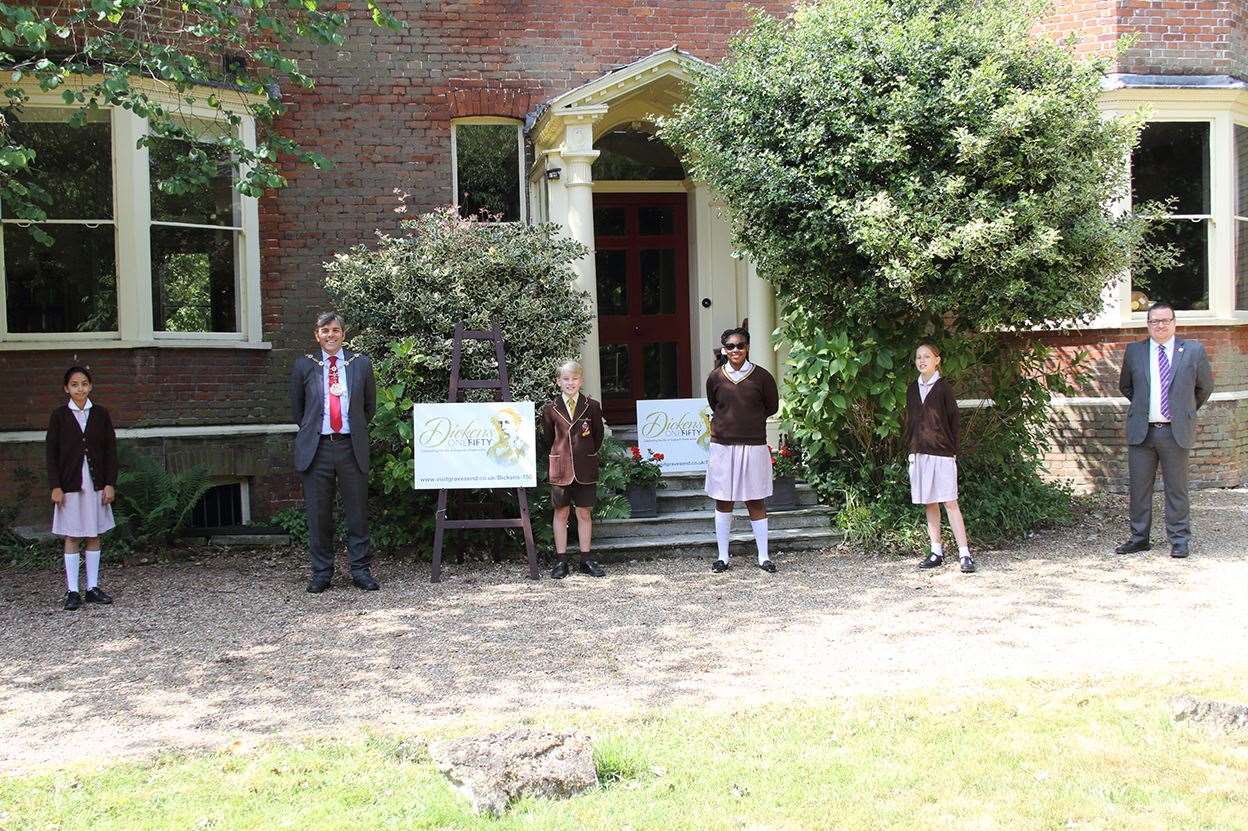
top-left (430, 322), bottom-right (539, 583)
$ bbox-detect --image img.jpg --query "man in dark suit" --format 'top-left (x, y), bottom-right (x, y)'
top-left (1115, 302), bottom-right (1214, 559)
top-left (290, 312), bottom-right (379, 592)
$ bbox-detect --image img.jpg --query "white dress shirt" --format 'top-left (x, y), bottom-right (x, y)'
top-left (320, 349), bottom-right (351, 435)
top-left (917, 370), bottom-right (940, 403)
top-left (1148, 336), bottom-right (1175, 424)
top-left (724, 360), bottom-right (754, 382)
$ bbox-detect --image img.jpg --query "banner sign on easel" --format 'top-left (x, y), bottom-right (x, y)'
top-left (635, 397), bottom-right (713, 473)
top-left (413, 401), bottom-right (537, 490)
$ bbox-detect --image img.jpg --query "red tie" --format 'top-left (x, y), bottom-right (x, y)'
top-left (329, 355), bottom-right (343, 433)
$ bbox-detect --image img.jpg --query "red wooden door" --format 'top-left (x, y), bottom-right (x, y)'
top-left (593, 193), bottom-right (692, 425)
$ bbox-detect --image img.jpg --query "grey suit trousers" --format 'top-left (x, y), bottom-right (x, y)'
top-left (301, 434), bottom-right (371, 578)
top-left (1127, 423), bottom-right (1190, 546)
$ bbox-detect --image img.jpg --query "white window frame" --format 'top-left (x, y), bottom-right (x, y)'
top-left (1235, 119), bottom-right (1248, 313)
top-left (1098, 87), bottom-right (1248, 327)
top-left (450, 116), bottom-right (527, 224)
top-left (0, 78), bottom-right (266, 350)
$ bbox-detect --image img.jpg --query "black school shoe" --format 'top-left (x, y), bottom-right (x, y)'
top-left (960, 555), bottom-right (976, 573)
top-left (757, 559), bottom-right (777, 573)
top-left (550, 559), bottom-right (570, 580)
top-left (578, 559), bottom-right (606, 578)
top-left (920, 552), bottom-right (944, 569)
top-left (63, 591), bottom-right (82, 611)
top-left (84, 587), bottom-right (113, 604)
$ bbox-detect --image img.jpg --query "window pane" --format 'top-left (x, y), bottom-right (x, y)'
top-left (596, 249), bottom-right (628, 315)
top-left (1238, 125), bottom-right (1248, 216)
top-left (455, 124), bottom-right (520, 222)
top-left (638, 206), bottom-right (675, 236)
top-left (1131, 122), bottom-right (1210, 215)
top-left (1237, 220), bottom-right (1248, 311)
top-left (3, 224), bottom-right (117, 332)
top-left (641, 249), bottom-right (677, 314)
top-left (599, 344), bottom-right (631, 400)
top-left (594, 206), bottom-right (627, 236)
top-left (149, 137), bottom-right (240, 227)
top-left (643, 342), bottom-right (679, 399)
top-left (1135, 219), bottom-right (1209, 312)
top-left (5, 110), bottom-right (112, 220)
top-left (151, 226), bottom-right (238, 332)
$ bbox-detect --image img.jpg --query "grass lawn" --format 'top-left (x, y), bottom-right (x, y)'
top-left (3, 674), bottom-right (1246, 831)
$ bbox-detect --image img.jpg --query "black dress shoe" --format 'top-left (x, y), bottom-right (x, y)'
top-left (920, 553), bottom-right (944, 569)
top-left (306, 577), bottom-right (332, 593)
top-left (84, 587), bottom-right (113, 604)
top-left (1115, 539), bottom-right (1150, 554)
top-left (757, 559), bottom-right (777, 573)
top-left (351, 573), bottom-right (380, 591)
top-left (550, 560), bottom-right (570, 580)
top-left (711, 559), bottom-right (729, 573)
top-left (578, 559), bottom-right (606, 577)
top-left (63, 591), bottom-right (81, 611)
top-left (960, 555), bottom-right (976, 574)
top-left (1170, 544), bottom-right (1190, 559)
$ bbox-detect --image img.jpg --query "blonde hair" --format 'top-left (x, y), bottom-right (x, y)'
top-left (555, 359), bottom-right (584, 379)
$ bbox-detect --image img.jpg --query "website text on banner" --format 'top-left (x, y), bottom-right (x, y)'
top-left (412, 402), bottom-right (537, 489)
top-left (636, 398), bottom-right (713, 474)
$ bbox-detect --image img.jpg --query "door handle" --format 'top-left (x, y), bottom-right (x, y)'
top-left (632, 325), bottom-right (641, 334)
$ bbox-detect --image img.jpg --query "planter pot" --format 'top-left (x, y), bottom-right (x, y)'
top-left (626, 485), bottom-right (658, 518)
top-left (766, 475), bottom-right (798, 512)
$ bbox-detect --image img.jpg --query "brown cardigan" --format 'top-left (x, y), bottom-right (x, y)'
top-left (903, 377), bottom-right (960, 458)
top-left (46, 403), bottom-right (119, 492)
top-left (540, 395), bottom-right (605, 486)
top-left (705, 364), bottom-right (779, 446)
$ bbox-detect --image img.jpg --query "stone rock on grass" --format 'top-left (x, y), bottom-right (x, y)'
top-left (1170, 696), bottom-right (1248, 734)
top-left (428, 728), bottom-right (598, 816)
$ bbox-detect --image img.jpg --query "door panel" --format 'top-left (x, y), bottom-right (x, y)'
top-left (594, 193), bottom-right (691, 424)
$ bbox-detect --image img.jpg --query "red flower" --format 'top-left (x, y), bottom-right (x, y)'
top-left (780, 446), bottom-right (794, 458)
top-left (629, 446), bottom-right (642, 460)
top-left (653, 452), bottom-right (664, 461)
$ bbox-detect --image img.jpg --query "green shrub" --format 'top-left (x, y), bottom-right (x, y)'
top-left (323, 208), bottom-right (593, 555)
top-left (111, 449), bottom-right (213, 552)
top-left (663, 0), bottom-right (1155, 548)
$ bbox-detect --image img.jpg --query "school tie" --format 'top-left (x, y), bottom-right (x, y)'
top-left (1158, 344), bottom-right (1172, 421)
top-left (329, 355), bottom-right (343, 433)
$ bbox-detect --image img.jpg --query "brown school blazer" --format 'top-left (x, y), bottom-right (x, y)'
top-left (46, 404), bottom-right (119, 493)
top-left (540, 395), bottom-right (605, 486)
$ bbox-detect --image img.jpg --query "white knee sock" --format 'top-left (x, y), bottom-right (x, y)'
top-left (64, 553), bottom-right (80, 593)
top-left (931, 542), bottom-right (943, 557)
top-left (714, 511), bottom-right (733, 562)
top-left (751, 518), bottom-right (769, 564)
top-left (85, 550), bottom-right (101, 590)
top-left (958, 546), bottom-right (970, 558)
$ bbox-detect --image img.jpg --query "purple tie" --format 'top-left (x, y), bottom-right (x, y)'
top-left (1158, 344), bottom-right (1172, 420)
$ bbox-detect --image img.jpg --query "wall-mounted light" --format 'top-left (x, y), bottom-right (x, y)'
top-left (544, 168), bottom-right (562, 181)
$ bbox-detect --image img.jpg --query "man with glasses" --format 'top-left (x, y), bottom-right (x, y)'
top-left (1116, 302), bottom-right (1214, 559)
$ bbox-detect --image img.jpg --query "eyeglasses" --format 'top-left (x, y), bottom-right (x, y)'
top-left (1147, 318), bottom-right (1175, 326)
top-left (723, 342), bottom-right (748, 351)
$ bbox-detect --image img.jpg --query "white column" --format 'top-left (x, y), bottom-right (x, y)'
top-left (746, 258), bottom-right (777, 375)
top-left (1209, 111), bottom-right (1235, 319)
top-left (112, 108), bottom-right (152, 341)
top-left (559, 119), bottom-right (602, 399)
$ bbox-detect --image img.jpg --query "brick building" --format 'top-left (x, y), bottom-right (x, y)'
top-left (0, 0), bottom-right (1244, 526)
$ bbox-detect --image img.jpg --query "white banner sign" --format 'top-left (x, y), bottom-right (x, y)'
top-left (412, 401), bottom-right (537, 490)
top-left (636, 398), bottom-right (713, 473)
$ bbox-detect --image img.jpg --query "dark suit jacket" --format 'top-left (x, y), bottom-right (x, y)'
top-left (46, 404), bottom-right (118, 492)
top-left (1119, 337), bottom-right (1214, 450)
top-left (290, 349), bottom-right (377, 473)
top-left (540, 395), bottom-right (604, 486)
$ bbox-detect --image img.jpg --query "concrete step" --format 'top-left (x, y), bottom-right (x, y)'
top-left (657, 485), bottom-right (821, 513)
top-left (593, 506), bottom-right (833, 540)
top-left (592, 526), bottom-right (842, 561)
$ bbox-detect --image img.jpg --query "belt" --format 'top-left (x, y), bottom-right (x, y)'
top-left (320, 432), bottom-right (351, 441)
top-left (1148, 422), bottom-right (1171, 428)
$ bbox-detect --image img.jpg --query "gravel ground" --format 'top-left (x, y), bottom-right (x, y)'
top-left (2, 490), bottom-right (1247, 773)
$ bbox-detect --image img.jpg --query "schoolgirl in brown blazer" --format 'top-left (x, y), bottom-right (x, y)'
top-left (539, 360), bottom-right (606, 579)
top-left (46, 366), bottom-right (118, 610)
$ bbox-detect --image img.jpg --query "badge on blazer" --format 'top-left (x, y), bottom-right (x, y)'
top-left (581, 422), bottom-right (591, 437)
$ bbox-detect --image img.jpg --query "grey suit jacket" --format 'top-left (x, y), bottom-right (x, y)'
top-left (290, 349), bottom-right (377, 473)
top-left (1118, 337), bottom-right (1214, 450)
